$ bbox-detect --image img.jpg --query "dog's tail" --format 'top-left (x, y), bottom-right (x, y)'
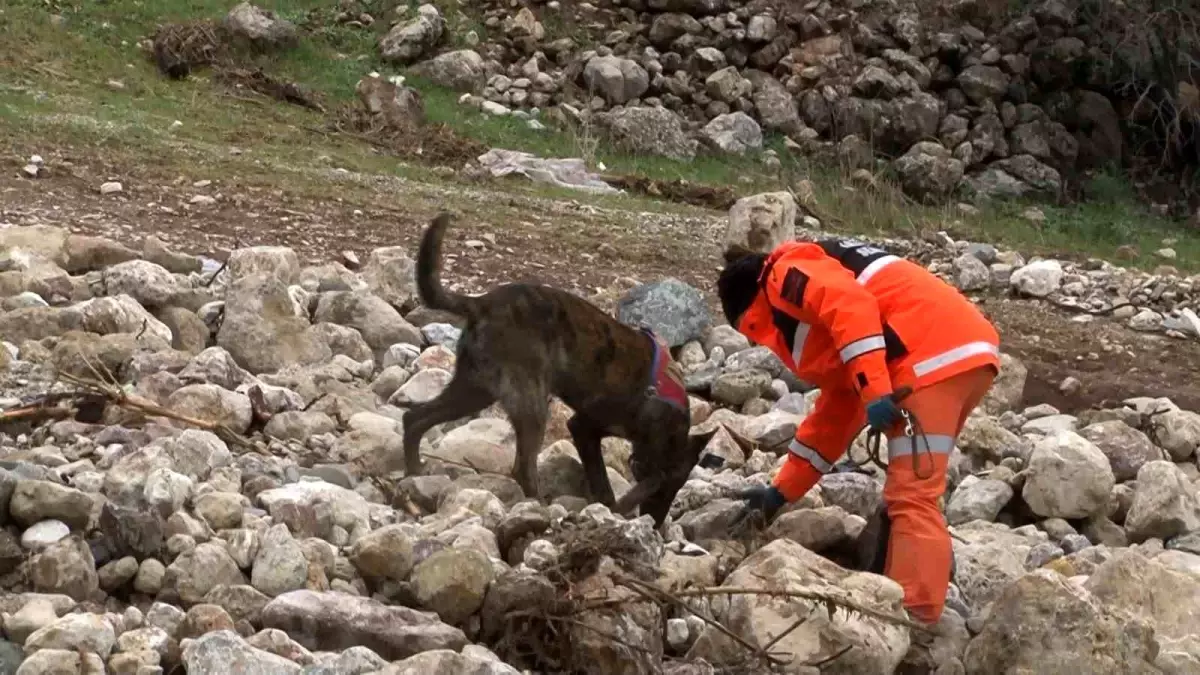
top-left (417, 211), bottom-right (475, 318)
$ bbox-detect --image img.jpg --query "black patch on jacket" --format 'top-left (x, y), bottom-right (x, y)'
top-left (779, 267), bottom-right (809, 305)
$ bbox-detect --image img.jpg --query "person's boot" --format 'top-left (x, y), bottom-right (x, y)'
top-left (856, 504), bottom-right (891, 575)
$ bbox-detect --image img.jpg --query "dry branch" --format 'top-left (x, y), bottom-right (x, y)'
top-left (56, 367), bottom-right (270, 456)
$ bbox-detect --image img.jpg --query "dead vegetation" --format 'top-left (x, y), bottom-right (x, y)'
top-left (327, 105), bottom-right (489, 167)
top-left (147, 17), bottom-right (490, 169)
top-left (150, 21), bottom-right (324, 110)
top-left (486, 515), bottom-right (928, 674)
top-left (601, 175), bottom-right (740, 211)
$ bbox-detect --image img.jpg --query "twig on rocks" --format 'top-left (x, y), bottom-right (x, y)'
top-left (203, 240), bottom-right (238, 288)
top-left (421, 451), bottom-right (511, 477)
top-left (584, 582), bottom-right (931, 634)
top-left (759, 615), bottom-right (811, 656)
top-left (672, 586), bottom-right (930, 632)
top-left (615, 573), bottom-right (791, 668)
top-left (0, 391), bottom-right (106, 426)
top-left (57, 363), bottom-right (271, 456)
top-left (559, 617), bottom-right (658, 656)
top-left (809, 644), bottom-right (855, 668)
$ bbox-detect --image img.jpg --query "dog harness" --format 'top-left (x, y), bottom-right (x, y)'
top-left (641, 328), bottom-right (688, 412)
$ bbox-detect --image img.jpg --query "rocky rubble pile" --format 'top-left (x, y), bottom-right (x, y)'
top-left (367, 0), bottom-right (1160, 205)
top-left (0, 222), bottom-right (1198, 675)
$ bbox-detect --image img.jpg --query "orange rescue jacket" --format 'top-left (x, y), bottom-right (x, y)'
top-left (737, 237), bottom-right (1000, 442)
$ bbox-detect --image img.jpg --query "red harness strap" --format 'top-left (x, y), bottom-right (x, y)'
top-left (643, 329), bottom-right (688, 412)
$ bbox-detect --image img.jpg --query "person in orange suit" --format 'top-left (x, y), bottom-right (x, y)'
top-left (715, 237), bottom-right (1001, 625)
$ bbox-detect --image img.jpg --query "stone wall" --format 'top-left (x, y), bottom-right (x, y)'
top-left (384, 0), bottom-right (1196, 210)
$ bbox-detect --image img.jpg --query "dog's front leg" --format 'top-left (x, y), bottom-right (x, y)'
top-left (399, 403), bottom-right (429, 477)
top-left (568, 415), bottom-right (616, 508)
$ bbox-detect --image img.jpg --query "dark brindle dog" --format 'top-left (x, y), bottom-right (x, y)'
top-left (398, 212), bottom-right (715, 525)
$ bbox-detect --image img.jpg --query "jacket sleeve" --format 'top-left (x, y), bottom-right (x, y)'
top-left (773, 387), bottom-right (865, 501)
top-left (767, 259), bottom-right (895, 406)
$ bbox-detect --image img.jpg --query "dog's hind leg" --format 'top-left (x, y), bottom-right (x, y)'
top-left (399, 375), bottom-right (495, 476)
top-left (500, 386), bottom-right (549, 502)
top-left (568, 415), bottom-right (616, 508)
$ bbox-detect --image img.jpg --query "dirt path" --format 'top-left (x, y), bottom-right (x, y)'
top-left (4, 150), bottom-right (1199, 414)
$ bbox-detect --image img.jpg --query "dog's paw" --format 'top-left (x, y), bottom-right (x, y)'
top-left (403, 459), bottom-right (428, 478)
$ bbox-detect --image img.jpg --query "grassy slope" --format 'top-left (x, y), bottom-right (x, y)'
top-left (1, 0), bottom-right (1198, 271)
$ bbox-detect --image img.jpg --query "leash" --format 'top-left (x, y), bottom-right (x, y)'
top-left (845, 386), bottom-right (936, 481)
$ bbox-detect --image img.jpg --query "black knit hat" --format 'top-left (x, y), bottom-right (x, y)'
top-left (716, 246), bottom-right (767, 327)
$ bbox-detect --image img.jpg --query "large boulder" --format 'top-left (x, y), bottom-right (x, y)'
top-left (746, 71), bottom-right (802, 134)
top-left (979, 352), bottom-right (1027, 414)
top-left (1123, 460), bottom-right (1200, 543)
top-left (950, 522), bottom-right (1036, 612)
top-left (893, 142), bottom-right (964, 202)
top-left (182, 629), bottom-right (302, 674)
top-left (313, 290), bottom-right (422, 353)
top-left (1085, 549), bottom-right (1200, 647)
top-left (700, 112), bottom-right (764, 155)
top-left (410, 49), bottom-right (486, 93)
top-left (616, 278), bottom-right (711, 347)
top-left (687, 538), bottom-right (910, 674)
top-left (724, 191), bottom-right (796, 254)
top-left (1079, 420), bottom-right (1165, 482)
top-left (963, 569), bottom-right (1162, 674)
top-left (595, 107), bottom-right (698, 161)
top-left (409, 548), bottom-right (495, 625)
top-left (217, 273), bottom-right (331, 374)
top-left (260, 590), bottom-right (468, 661)
top-left (582, 55), bottom-right (650, 105)
top-left (380, 4), bottom-right (444, 65)
top-left (1021, 431), bottom-right (1115, 519)
top-left (223, 2), bottom-right (299, 50)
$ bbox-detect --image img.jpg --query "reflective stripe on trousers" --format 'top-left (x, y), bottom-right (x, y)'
top-left (788, 438), bottom-right (833, 473)
top-left (888, 434), bottom-right (956, 460)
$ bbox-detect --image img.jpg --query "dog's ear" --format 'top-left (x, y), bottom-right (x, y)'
top-left (722, 243), bottom-right (757, 265)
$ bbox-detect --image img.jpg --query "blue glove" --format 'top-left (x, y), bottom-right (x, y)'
top-left (866, 396), bottom-right (904, 433)
top-left (733, 485), bottom-right (788, 526)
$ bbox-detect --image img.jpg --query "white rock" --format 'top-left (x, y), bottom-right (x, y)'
top-left (20, 520), bottom-right (71, 552)
top-left (390, 367), bottom-right (452, 405)
top-left (250, 521), bottom-right (309, 593)
top-left (1152, 409), bottom-right (1200, 461)
top-left (725, 191), bottom-right (798, 255)
top-left (2, 598), bottom-right (59, 644)
top-left (687, 538), bottom-right (909, 672)
top-left (1021, 431), bottom-right (1115, 519)
top-left (182, 629), bottom-right (301, 674)
top-left (1010, 260), bottom-right (1063, 297)
top-left (432, 417), bottom-right (516, 475)
top-left (1124, 461), bottom-right (1200, 543)
top-left (946, 476), bottom-right (1014, 525)
top-left (666, 617), bottom-right (690, 650)
top-left (24, 611), bottom-right (117, 657)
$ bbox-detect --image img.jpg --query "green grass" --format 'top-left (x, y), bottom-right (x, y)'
top-left (2, 0), bottom-right (1198, 271)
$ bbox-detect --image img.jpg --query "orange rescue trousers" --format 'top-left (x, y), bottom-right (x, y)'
top-left (883, 365), bottom-right (994, 624)
top-left (774, 365), bottom-right (996, 624)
